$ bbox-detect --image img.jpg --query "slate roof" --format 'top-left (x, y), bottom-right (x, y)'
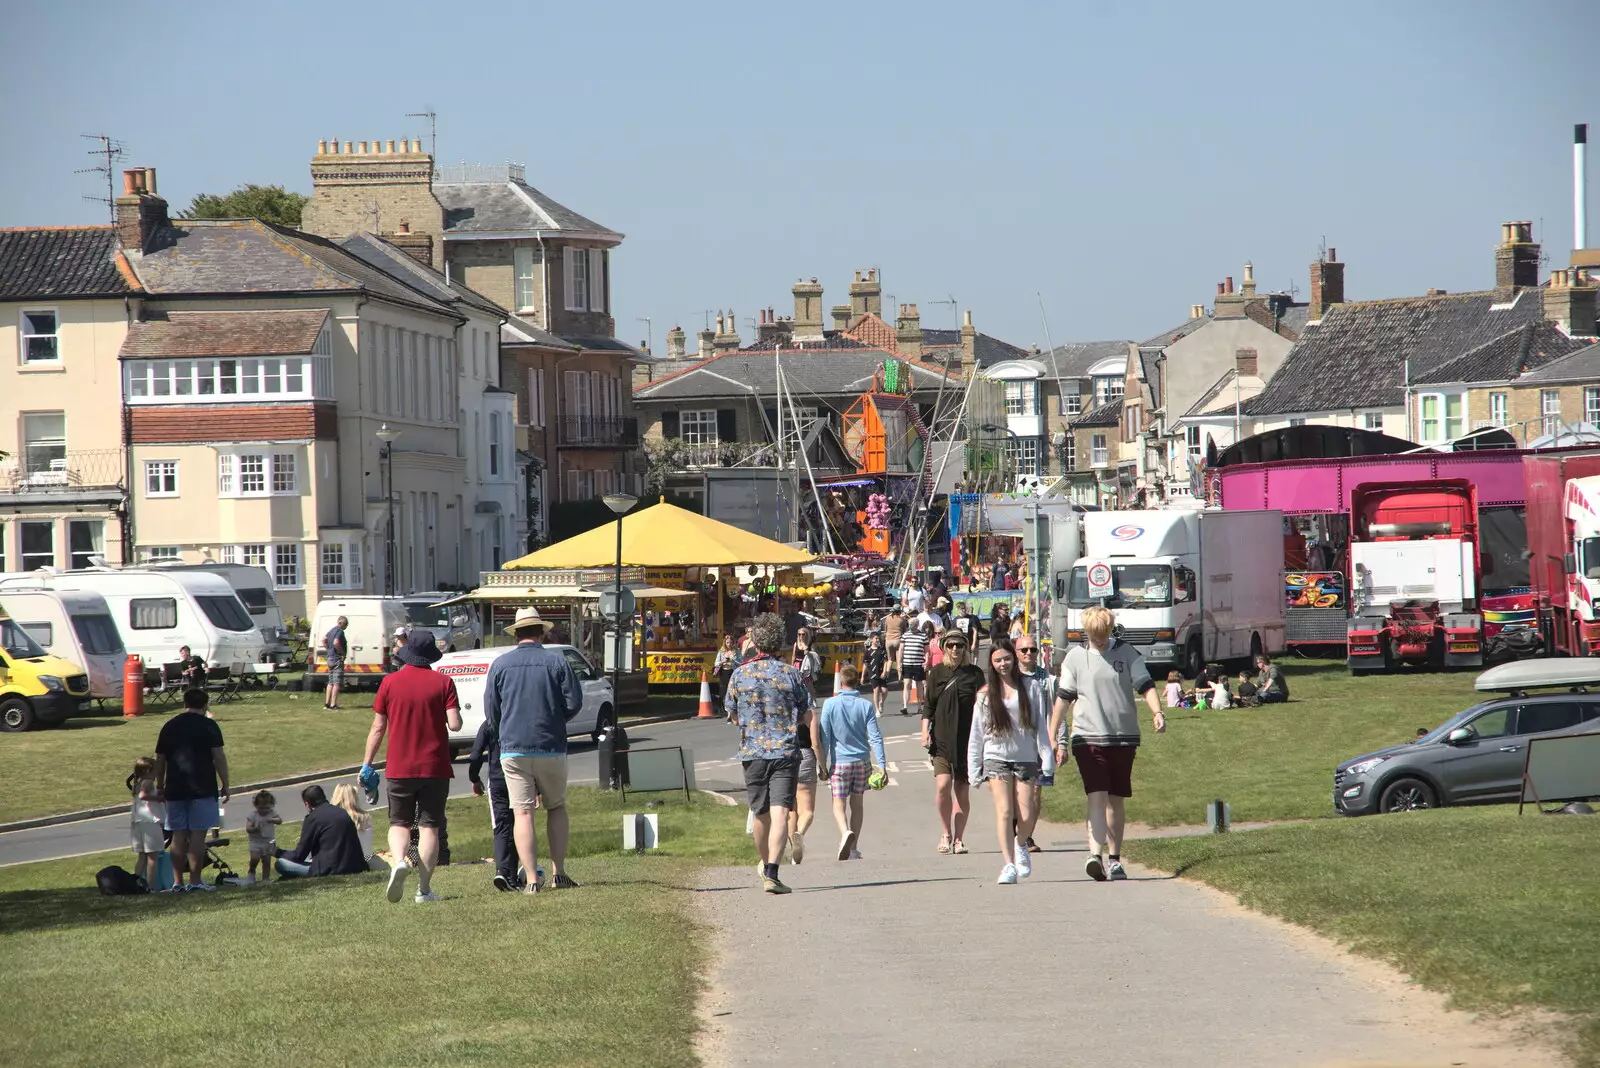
top-left (561, 333), bottom-right (643, 355)
top-left (120, 309), bottom-right (329, 357)
top-left (1412, 321), bottom-right (1585, 385)
top-left (1185, 367), bottom-right (1267, 419)
top-left (1038, 340), bottom-right (1133, 378)
top-left (433, 175), bottom-right (620, 240)
top-left (634, 346), bottom-right (960, 402)
top-left (1140, 319), bottom-right (1205, 349)
top-left (1241, 289), bottom-right (1547, 415)
top-left (336, 232), bottom-right (506, 318)
top-left (922, 327), bottom-right (1032, 368)
top-left (1072, 399), bottom-right (1123, 428)
top-left (502, 314), bottom-right (579, 351)
top-left (0, 226), bottom-right (139, 300)
top-left (1512, 340), bottom-right (1600, 385)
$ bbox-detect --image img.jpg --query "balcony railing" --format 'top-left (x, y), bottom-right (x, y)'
top-left (560, 417), bottom-right (639, 448)
top-left (0, 449), bottom-right (126, 493)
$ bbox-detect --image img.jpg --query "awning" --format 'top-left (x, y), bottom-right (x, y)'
top-left (502, 500), bottom-right (815, 569)
top-left (432, 584), bottom-right (694, 607)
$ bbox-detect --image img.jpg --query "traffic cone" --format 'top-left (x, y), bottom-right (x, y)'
top-left (833, 664), bottom-right (844, 695)
top-left (697, 670), bottom-right (716, 718)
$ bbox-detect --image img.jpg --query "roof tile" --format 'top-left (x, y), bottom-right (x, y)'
top-left (120, 309), bottom-right (329, 357)
top-left (0, 227), bottom-right (138, 300)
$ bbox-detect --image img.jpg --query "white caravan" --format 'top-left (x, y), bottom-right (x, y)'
top-left (0, 568), bottom-right (264, 673)
top-left (149, 563), bottom-right (292, 669)
top-left (1064, 509), bottom-right (1286, 677)
top-left (0, 587), bottom-right (126, 698)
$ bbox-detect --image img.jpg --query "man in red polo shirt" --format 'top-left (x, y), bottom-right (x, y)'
top-left (361, 630), bottom-right (462, 903)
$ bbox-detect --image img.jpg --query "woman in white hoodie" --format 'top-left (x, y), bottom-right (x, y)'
top-left (967, 637), bottom-right (1055, 885)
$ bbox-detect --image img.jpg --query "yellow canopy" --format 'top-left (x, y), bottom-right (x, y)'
top-left (502, 501), bottom-right (815, 569)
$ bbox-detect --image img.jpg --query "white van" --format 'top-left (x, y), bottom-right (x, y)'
top-left (150, 563), bottom-right (292, 669)
top-left (436, 643), bottom-right (615, 753)
top-left (306, 596), bottom-right (411, 690)
top-left (0, 588), bottom-right (126, 699)
top-left (0, 568), bottom-right (263, 673)
top-left (402, 593), bottom-right (482, 653)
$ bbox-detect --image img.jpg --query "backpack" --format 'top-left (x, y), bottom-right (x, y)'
top-left (96, 865), bottom-right (149, 896)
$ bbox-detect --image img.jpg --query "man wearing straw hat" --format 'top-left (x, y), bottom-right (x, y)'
top-left (484, 606), bottom-right (584, 895)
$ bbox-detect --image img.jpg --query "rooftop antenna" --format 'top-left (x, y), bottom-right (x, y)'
top-left (636, 316), bottom-right (652, 356)
top-left (76, 134), bottom-right (126, 224)
top-left (406, 109), bottom-right (437, 172)
top-left (928, 295), bottom-right (959, 331)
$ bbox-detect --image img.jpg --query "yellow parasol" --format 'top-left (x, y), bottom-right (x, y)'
top-left (501, 501), bottom-right (815, 569)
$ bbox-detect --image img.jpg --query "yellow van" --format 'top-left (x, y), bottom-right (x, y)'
top-left (1, 609), bottom-right (92, 732)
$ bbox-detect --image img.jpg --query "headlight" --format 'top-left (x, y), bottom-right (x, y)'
top-left (38, 675), bottom-right (64, 693)
top-left (1347, 757), bottom-right (1386, 776)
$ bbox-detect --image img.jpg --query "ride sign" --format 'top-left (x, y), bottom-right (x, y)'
top-left (1086, 561), bottom-right (1114, 600)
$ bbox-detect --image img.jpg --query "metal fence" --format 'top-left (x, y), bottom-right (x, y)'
top-left (0, 449), bottom-right (125, 492)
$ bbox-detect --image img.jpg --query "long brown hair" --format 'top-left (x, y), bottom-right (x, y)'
top-left (981, 637), bottom-right (1032, 736)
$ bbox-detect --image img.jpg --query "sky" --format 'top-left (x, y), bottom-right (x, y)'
top-left (3, 0), bottom-right (1598, 349)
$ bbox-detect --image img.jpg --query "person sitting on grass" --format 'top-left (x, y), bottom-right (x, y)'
top-left (274, 785), bottom-right (370, 879)
top-left (1207, 667), bottom-right (1232, 710)
top-left (330, 783), bottom-right (380, 870)
top-left (1163, 670), bottom-right (1184, 709)
top-left (1254, 654), bottom-right (1289, 704)
top-left (1235, 671), bottom-right (1260, 707)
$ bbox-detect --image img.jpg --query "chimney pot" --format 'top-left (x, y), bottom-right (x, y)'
top-left (143, 167), bottom-right (157, 195)
top-left (122, 169), bottom-right (139, 195)
top-left (1328, 247), bottom-right (1336, 262)
top-left (398, 220), bottom-right (410, 234)
top-left (1225, 276), bottom-right (1234, 294)
top-left (343, 141), bottom-right (353, 154)
top-left (317, 139), bottom-right (328, 154)
top-left (1216, 282), bottom-right (1225, 295)
top-left (358, 141), bottom-right (368, 153)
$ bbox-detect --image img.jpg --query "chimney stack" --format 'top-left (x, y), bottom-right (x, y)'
top-left (1309, 246), bottom-right (1346, 321)
top-left (1234, 348), bottom-right (1259, 377)
top-left (713, 309), bottom-right (741, 352)
top-left (831, 304), bottom-right (853, 332)
top-left (1544, 267), bottom-right (1598, 338)
top-left (665, 325), bottom-right (687, 360)
top-left (1241, 261), bottom-right (1256, 297)
top-left (791, 277), bottom-right (824, 339)
top-left (115, 167), bottom-right (170, 255)
top-left (302, 135), bottom-right (443, 266)
top-left (959, 309), bottom-right (978, 372)
top-left (1495, 221), bottom-right (1540, 295)
top-left (896, 303), bottom-right (923, 359)
top-left (697, 324), bottom-right (716, 359)
top-left (1190, 303), bottom-right (1206, 319)
top-left (849, 268), bottom-right (883, 319)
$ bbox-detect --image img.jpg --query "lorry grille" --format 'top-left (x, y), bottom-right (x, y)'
top-left (66, 675), bottom-right (89, 695)
top-left (1115, 628), bottom-right (1165, 644)
top-left (1288, 608), bottom-right (1349, 643)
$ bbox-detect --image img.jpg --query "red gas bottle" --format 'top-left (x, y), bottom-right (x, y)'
top-left (123, 654), bottom-right (145, 718)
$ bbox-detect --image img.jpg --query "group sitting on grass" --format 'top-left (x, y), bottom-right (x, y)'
top-left (1161, 654), bottom-right (1291, 710)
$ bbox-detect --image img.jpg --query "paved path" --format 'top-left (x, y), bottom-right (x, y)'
top-left (694, 725), bottom-right (1562, 1068)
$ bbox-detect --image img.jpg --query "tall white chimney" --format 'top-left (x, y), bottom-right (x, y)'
top-left (1577, 123), bottom-right (1588, 252)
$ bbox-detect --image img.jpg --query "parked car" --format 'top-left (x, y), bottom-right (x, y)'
top-left (402, 593), bottom-right (481, 652)
top-left (1334, 658), bottom-right (1600, 815)
top-left (435, 643), bottom-right (615, 755)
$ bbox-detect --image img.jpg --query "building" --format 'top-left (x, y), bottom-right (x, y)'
top-left (0, 225), bottom-right (140, 570)
top-left (1000, 340), bottom-right (1132, 505)
top-left (1504, 334), bottom-right (1600, 443)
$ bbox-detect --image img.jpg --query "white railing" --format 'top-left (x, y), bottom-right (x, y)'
top-left (0, 449), bottom-right (125, 492)
top-left (435, 163), bottom-right (526, 185)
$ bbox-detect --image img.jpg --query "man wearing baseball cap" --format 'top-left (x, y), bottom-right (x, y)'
top-left (484, 606), bottom-right (584, 895)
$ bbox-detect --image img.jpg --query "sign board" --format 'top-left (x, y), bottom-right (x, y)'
top-left (1519, 731), bottom-right (1600, 811)
top-left (646, 649), bottom-right (715, 684)
top-left (1284, 571), bottom-right (1345, 611)
top-left (620, 745), bottom-right (695, 801)
top-left (598, 589), bottom-right (636, 620)
top-left (1086, 561), bottom-right (1114, 600)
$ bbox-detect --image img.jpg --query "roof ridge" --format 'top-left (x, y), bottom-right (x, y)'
top-left (248, 219), bottom-right (366, 291)
top-left (0, 224), bottom-right (113, 232)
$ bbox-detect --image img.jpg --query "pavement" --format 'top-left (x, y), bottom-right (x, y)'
top-left (693, 712), bottom-right (1565, 1068)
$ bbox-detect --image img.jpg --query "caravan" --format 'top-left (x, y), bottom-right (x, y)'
top-left (149, 563), bottom-right (292, 669)
top-left (0, 587), bottom-right (126, 699)
top-left (0, 568), bottom-right (264, 673)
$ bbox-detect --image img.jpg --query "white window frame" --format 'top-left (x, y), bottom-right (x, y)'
top-left (273, 544), bottom-right (302, 589)
top-left (588, 249), bottom-right (606, 313)
top-left (1003, 381), bottom-right (1037, 416)
top-left (1060, 433), bottom-right (1076, 472)
top-left (319, 536), bottom-right (364, 590)
top-left (1185, 425), bottom-right (1202, 465)
top-left (125, 357), bottom-right (315, 402)
top-left (1362, 411), bottom-right (1384, 431)
top-left (1488, 391), bottom-right (1508, 427)
top-left (1542, 389), bottom-right (1562, 437)
top-left (1586, 387), bottom-right (1600, 427)
top-left (528, 368), bottom-right (546, 428)
top-left (489, 412), bottom-right (502, 476)
top-left (67, 518), bottom-right (103, 569)
top-left (514, 246), bottom-right (536, 312)
top-left (1123, 403), bottom-right (1141, 442)
top-left (144, 460), bottom-right (179, 498)
top-left (1060, 389), bottom-right (1082, 417)
top-left (144, 546), bottom-right (180, 563)
top-left (1091, 433), bottom-right (1109, 467)
top-left (272, 452), bottom-right (297, 494)
top-left (21, 411), bottom-right (66, 479)
top-left (567, 248), bottom-right (590, 312)
top-left (1004, 437), bottom-right (1040, 475)
top-left (681, 409), bottom-right (718, 446)
top-left (19, 520), bottom-right (55, 570)
top-left (20, 309), bottom-right (60, 365)
top-left (218, 450), bottom-right (298, 499)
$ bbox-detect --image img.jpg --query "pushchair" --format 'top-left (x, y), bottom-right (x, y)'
top-left (199, 827), bottom-right (241, 886)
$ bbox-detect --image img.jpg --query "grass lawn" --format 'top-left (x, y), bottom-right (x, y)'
top-left (4, 692), bottom-right (701, 826)
top-left (1042, 657), bottom-right (1487, 828)
top-left (0, 786), bottom-right (752, 1066)
top-left (1125, 807), bottom-right (1600, 1067)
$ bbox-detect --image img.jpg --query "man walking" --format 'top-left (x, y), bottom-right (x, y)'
top-left (1049, 606), bottom-right (1165, 882)
top-left (154, 688), bottom-right (229, 891)
top-left (1014, 634), bottom-right (1053, 854)
top-left (468, 715), bottom-right (526, 892)
top-left (323, 615), bottom-right (348, 710)
top-left (725, 612), bottom-right (814, 894)
top-left (817, 663), bottom-right (885, 860)
top-left (362, 630), bottom-right (462, 903)
top-left (484, 607), bottom-right (584, 896)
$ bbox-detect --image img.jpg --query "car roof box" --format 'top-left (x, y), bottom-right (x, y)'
top-left (1475, 658), bottom-right (1600, 693)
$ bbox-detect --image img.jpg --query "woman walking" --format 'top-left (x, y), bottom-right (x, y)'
top-left (968, 638), bottom-right (1054, 884)
top-left (861, 632), bottom-right (888, 717)
top-left (922, 630), bottom-right (983, 854)
top-left (786, 628), bottom-right (823, 863)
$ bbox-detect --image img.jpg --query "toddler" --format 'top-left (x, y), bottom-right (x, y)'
top-left (127, 756), bottom-right (165, 887)
top-left (1163, 670), bottom-right (1184, 709)
top-left (244, 790), bottom-right (283, 883)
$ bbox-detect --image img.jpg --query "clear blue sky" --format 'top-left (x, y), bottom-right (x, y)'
top-left (3, 0), bottom-right (1596, 347)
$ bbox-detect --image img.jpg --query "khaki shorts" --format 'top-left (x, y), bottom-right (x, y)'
top-left (501, 755), bottom-right (568, 811)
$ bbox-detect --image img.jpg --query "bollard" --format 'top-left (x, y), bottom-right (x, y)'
top-left (597, 725), bottom-right (616, 791)
top-left (123, 653), bottom-right (145, 718)
top-left (612, 723), bottom-right (630, 788)
top-left (1206, 798), bottom-right (1231, 834)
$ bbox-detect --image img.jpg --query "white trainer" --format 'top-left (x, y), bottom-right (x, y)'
top-left (997, 863), bottom-right (1018, 885)
top-left (1013, 840), bottom-right (1032, 878)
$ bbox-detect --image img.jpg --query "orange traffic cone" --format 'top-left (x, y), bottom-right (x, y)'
top-left (697, 670), bottom-right (716, 718)
top-left (832, 665), bottom-right (844, 695)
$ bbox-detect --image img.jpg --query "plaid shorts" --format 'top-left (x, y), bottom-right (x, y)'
top-left (829, 760), bottom-right (871, 799)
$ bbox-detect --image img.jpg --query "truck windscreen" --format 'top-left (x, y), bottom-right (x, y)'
top-left (1067, 564), bottom-right (1173, 608)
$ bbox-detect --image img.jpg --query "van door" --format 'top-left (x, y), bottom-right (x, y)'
top-left (1434, 704), bottom-right (1529, 804)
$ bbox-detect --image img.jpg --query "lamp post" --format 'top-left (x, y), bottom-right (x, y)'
top-left (376, 424), bottom-right (401, 595)
top-left (602, 491), bottom-right (638, 728)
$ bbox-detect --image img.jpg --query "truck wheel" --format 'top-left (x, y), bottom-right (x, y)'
top-left (591, 703), bottom-right (616, 745)
top-left (1426, 632), bottom-right (1445, 671)
top-left (1378, 777), bottom-right (1436, 813)
top-left (0, 698), bottom-right (36, 733)
top-left (1184, 638), bottom-right (1205, 680)
top-left (1249, 633), bottom-right (1263, 663)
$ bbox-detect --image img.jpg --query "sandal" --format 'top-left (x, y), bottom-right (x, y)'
top-left (952, 839), bottom-right (969, 854)
top-left (937, 835), bottom-right (951, 854)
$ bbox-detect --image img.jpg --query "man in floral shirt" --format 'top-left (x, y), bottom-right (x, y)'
top-left (725, 612), bottom-right (817, 895)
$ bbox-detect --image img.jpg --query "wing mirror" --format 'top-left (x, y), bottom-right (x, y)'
top-left (1446, 726), bottom-right (1476, 745)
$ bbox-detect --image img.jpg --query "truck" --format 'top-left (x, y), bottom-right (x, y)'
top-left (1524, 452), bottom-right (1600, 656)
top-left (1346, 480), bottom-right (1486, 673)
top-left (1062, 509), bottom-right (1286, 677)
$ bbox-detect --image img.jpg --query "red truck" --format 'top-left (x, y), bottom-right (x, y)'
top-left (1524, 451), bottom-right (1600, 656)
top-left (1346, 480), bottom-right (1486, 673)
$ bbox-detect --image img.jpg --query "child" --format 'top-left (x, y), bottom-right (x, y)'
top-left (244, 790), bottom-right (282, 884)
top-left (1163, 670), bottom-right (1184, 709)
top-left (127, 756), bottom-right (165, 887)
top-left (1208, 667), bottom-right (1232, 710)
top-left (1236, 671), bottom-right (1260, 707)
top-left (330, 783), bottom-right (377, 869)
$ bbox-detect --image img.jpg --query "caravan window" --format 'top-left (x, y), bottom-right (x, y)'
top-left (71, 613), bottom-right (122, 655)
top-left (130, 598), bottom-right (178, 630)
top-left (197, 595), bottom-right (254, 632)
top-left (18, 621), bottom-right (52, 646)
top-left (235, 587), bottom-right (271, 616)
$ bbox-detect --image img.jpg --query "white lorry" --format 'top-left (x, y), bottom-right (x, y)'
top-left (1063, 509), bottom-right (1286, 678)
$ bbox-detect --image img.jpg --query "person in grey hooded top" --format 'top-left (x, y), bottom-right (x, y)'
top-left (484, 607), bottom-right (584, 894)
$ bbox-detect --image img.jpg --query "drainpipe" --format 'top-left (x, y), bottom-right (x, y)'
top-left (120, 295), bottom-right (137, 564)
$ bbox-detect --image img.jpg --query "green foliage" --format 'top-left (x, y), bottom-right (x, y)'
top-left (182, 184), bottom-right (310, 228)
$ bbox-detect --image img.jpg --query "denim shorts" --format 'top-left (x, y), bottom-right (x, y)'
top-left (164, 796), bottom-right (220, 833)
top-left (981, 759), bottom-right (1041, 784)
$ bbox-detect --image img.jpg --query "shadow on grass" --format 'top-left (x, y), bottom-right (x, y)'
top-left (1159, 845), bottom-right (1288, 880)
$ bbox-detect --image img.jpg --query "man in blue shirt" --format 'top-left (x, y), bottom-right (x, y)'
top-left (817, 663), bottom-right (886, 861)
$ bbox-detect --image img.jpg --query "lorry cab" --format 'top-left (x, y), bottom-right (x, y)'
top-left (0, 609), bottom-right (92, 732)
top-left (0, 587), bottom-right (126, 699)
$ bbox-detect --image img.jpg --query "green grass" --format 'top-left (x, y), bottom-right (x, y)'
top-left (5, 692), bottom-right (700, 826)
top-left (0, 786), bottom-right (751, 1066)
top-left (1043, 658), bottom-right (1487, 828)
top-left (1125, 807), bottom-right (1600, 1067)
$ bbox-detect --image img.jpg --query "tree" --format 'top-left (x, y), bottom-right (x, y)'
top-left (182, 184), bottom-right (309, 228)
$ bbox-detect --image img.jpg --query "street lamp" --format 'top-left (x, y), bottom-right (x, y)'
top-left (376, 424), bottom-right (401, 595)
top-left (602, 492), bottom-right (638, 732)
